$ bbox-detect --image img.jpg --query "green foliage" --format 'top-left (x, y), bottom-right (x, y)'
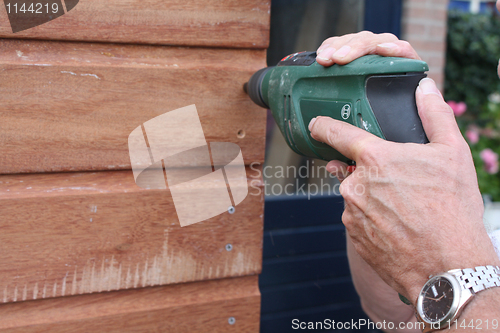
top-left (445, 9), bottom-right (500, 200)
top-left (468, 100), bottom-right (500, 199)
top-left (446, 10), bottom-right (500, 115)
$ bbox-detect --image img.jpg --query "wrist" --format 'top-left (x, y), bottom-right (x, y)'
top-left (414, 265), bottom-right (500, 332)
top-left (405, 234), bottom-right (500, 305)
top-left (436, 288), bottom-right (500, 332)
top-left (460, 285), bottom-right (500, 313)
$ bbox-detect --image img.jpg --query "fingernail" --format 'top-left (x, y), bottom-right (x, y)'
top-left (317, 45), bottom-right (326, 53)
top-left (419, 78), bottom-right (442, 96)
top-left (377, 42), bottom-right (397, 49)
top-left (308, 118), bottom-right (317, 131)
top-left (333, 45), bottom-right (351, 59)
top-left (326, 164), bottom-right (337, 173)
top-left (316, 47), bottom-right (336, 61)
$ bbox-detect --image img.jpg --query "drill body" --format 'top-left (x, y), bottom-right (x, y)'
top-left (245, 52), bottom-right (429, 162)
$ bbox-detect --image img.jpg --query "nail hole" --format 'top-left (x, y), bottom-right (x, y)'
top-left (225, 244), bottom-right (233, 251)
top-left (237, 130), bottom-right (245, 139)
top-left (228, 317), bottom-right (236, 325)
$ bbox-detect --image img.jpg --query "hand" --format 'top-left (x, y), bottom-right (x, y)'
top-left (308, 78), bottom-right (500, 303)
top-left (315, 31), bottom-right (421, 181)
top-left (315, 31), bottom-right (420, 67)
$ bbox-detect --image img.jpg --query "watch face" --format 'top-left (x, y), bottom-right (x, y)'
top-left (421, 276), bottom-right (455, 323)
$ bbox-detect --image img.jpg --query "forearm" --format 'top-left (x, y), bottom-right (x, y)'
top-left (347, 234), bottom-right (420, 333)
top-left (445, 288), bottom-right (500, 332)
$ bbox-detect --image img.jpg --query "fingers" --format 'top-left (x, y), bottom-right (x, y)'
top-left (309, 116), bottom-right (381, 162)
top-left (375, 40), bottom-right (421, 60)
top-left (316, 31), bottom-right (419, 67)
top-left (326, 160), bottom-right (349, 181)
top-left (415, 78), bottom-right (463, 146)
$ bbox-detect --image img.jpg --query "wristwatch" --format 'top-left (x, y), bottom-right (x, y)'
top-left (415, 265), bottom-right (500, 332)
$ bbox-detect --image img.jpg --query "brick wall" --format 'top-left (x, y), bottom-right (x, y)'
top-left (401, 0), bottom-right (449, 91)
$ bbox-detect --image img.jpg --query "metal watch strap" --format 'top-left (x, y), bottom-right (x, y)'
top-left (402, 266), bottom-right (500, 307)
top-left (450, 265), bottom-right (500, 294)
top-left (416, 265), bottom-right (500, 333)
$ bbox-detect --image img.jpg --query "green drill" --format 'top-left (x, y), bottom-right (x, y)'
top-left (244, 52), bottom-right (429, 162)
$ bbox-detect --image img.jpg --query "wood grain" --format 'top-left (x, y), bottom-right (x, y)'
top-left (0, 39), bottom-right (267, 174)
top-left (0, 0), bottom-right (271, 48)
top-left (0, 275), bottom-right (260, 332)
top-left (0, 167), bottom-right (264, 303)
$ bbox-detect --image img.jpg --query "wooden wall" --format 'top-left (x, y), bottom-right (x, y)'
top-left (0, 0), bottom-right (269, 331)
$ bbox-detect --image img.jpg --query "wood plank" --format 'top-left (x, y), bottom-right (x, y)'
top-left (264, 195), bottom-right (345, 229)
top-left (263, 224), bottom-right (346, 258)
top-left (261, 304), bottom-right (367, 333)
top-left (0, 276), bottom-right (260, 332)
top-left (260, 277), bottom-right (356, 314)
top-left (0, 39), bottom-right (267, 174)
top-left (0, 167), bottom-right (264, 303)
top-left (259, 252), bottom-right (349, 287)
top-left (0, 0), bottom-right (271, 48)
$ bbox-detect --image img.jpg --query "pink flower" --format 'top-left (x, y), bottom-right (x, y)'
top-left (480, 148), bottom-right (499, 174)
top-left (447, 101), bottom-right (467, 117)
top-left (465, 129), bottom-right (480, 144)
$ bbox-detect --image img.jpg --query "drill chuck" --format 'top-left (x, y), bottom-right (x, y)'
top-left (244, 67), bottom-right (273, 109)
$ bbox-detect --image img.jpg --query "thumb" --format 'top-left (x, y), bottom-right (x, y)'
top-left (416, 78), bottom-right (462, 145)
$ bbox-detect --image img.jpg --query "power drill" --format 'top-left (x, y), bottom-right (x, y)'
top-left (244, 52), bottom-right (429, 162)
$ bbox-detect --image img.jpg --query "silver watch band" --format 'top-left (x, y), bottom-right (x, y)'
top-left (451, 265), bottom-right (500, 294)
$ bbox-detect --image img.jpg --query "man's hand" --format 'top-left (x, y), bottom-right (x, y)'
top-left (315, 31), bottom-right (420, 67)
top-left (308, 78), bottom-right (500, 303)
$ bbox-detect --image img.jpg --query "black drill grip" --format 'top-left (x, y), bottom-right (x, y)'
top-left (365, 73), bottom-right (429, 144)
